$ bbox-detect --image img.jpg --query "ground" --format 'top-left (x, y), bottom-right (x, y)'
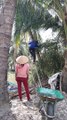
top-left (0, 92), bottom-right (67, 120)
top-left (6, 72), bottom-right (67, 120)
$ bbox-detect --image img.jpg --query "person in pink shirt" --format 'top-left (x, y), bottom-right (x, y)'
top-left (15, 55), bottom-right (30, 101)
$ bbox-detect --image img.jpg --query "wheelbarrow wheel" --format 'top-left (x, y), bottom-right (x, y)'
top-left (45, 101), bottom-right (55, 120)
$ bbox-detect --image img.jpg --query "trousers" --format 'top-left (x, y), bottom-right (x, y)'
top-left (16, 77), bottom-right (30, 100)
top-left (29, 48), bottom-right (36, 62)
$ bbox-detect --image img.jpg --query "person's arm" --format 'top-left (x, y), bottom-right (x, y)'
top-left (26, 64), bottom-right (30, 79)
top-left (15, 64), bottom-right (18, 78)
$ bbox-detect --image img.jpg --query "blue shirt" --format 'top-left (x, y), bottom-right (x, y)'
top-left (29, 40), bottom-right (38, 49)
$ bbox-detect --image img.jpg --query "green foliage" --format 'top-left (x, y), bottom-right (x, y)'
top-left (15, 0), bottom-right (63, 38)
top-left (43, 13), bottom-right (61, 31)
top-left (36, 41), bottom-right (64, 77)
top-left (15, 0), bottom-right (45, 34)
top-left (14, 0), bottom-right (65, 80)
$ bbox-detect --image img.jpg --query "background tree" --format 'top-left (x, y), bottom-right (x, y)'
top-left (8, 0), bottom-right (65, 89)
top-left (36, 0), bottom-right (67, 92)
top-left (10, 0), bottom-right (63, 84)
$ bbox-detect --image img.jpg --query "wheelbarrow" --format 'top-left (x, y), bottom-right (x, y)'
top-left (37, 87), bottom-right (64, 120)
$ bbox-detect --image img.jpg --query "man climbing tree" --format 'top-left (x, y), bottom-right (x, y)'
top-left (28, 35), bottom-right (39, 63)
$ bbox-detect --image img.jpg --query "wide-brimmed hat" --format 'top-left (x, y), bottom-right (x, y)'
top-left (16, 55), bottom-right (29, 64)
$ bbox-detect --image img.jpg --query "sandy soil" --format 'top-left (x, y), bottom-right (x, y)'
top-left (0, 92), bottom-right (67, 120)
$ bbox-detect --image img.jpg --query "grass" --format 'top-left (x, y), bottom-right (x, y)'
top-left (7, 71), bottom-right (17, 85)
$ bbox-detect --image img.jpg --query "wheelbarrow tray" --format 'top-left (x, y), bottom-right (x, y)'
top-left (37, 87), bottom-right (64, 101)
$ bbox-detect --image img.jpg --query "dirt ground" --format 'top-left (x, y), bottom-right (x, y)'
top-left (0, 92), bottom-right (67, 120)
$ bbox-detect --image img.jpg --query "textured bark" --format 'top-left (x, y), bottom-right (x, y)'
top-left (0, 0), bottom-right (16, 105)
top-left (62, 3), bottom-right (67, 93)
top-left (62, 49), bottom-right (67, 93)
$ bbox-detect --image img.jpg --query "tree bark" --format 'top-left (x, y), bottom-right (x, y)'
top-left (62, 3), bottom-right (67, 93)
top-left (0, 0), bottom-right (16, 105)
top-left (62, 49), bottom-right (67, 92)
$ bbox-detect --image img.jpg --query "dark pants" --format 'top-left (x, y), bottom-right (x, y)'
top-left (29, 48), bottom-right (36, 62)
top-left (16, 77), bottom-right (30, 100)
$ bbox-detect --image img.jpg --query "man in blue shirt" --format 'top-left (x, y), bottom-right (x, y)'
top-left (28, 40), bottom-right (38, 63)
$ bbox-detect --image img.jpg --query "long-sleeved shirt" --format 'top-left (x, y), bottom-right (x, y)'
top-left (28, 40), bottom-right (38, 49)
top-left (15, 63), bottom-right (30, 78)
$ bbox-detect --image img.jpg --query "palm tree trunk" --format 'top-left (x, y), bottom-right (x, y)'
top-left (62, 3), bottom-right (67, 93)
top-left (0, 0), bottom-right (16, 105)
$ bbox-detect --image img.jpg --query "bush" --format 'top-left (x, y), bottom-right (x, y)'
top-left (36, 41), bottom-right (64, 78)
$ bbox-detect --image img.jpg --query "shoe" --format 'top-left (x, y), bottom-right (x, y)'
top-left (28, 98), bottom-right (32, 102)
top-left (20, 98), bottom-right (22, 101)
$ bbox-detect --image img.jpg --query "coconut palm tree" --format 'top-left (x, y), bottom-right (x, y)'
top-left (36, 0), bottom-right (67, 92)
top-left (0, 0), bottom-right (16, 104)
top-left (49, 0), bottom-right (67, 92)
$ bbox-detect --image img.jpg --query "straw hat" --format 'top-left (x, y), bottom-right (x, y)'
top-left (16, 55), bottom-right (29, 64)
